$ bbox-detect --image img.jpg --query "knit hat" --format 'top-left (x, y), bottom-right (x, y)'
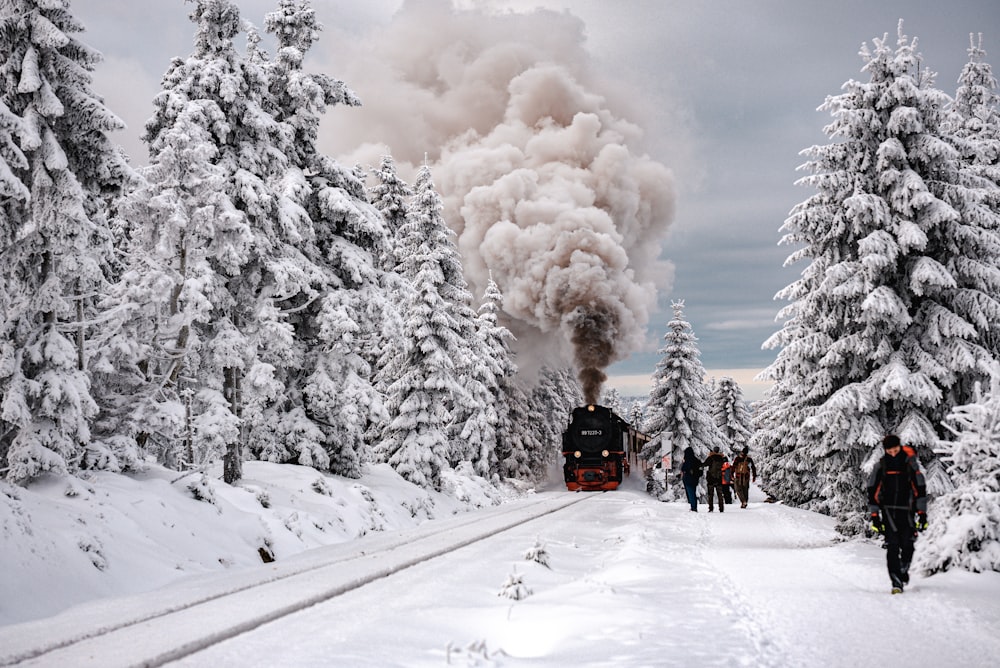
top-left (712, 446), bottom-right (720, 453)
top-left (882, 434), bottom-right (901, 450)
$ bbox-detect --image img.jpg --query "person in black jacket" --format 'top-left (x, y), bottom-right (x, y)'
top-left (866, 434), bottom-right (928, 594)
top-left (680, 446), bottom-right (702, 512)
top-left (702, 446), bottom-right (727, 512)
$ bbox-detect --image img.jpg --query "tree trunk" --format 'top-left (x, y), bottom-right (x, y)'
top-left (222, 366), bottom-right (243, 484)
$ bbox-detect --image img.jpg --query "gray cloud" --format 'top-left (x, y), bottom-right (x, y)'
top-left (73, 0), bottom-right (1000, 401)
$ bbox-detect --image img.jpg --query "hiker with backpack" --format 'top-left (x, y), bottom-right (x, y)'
top-left (866, 434), bottom-right (928, 594)
top-left (732, 446), bottom-right (757, 509)
top-left (721, 457), bottom-right (734, 504)
top-left (702, 446), bottom-right (727, 512)
top-left (680, 446), bottom-right (702, 512)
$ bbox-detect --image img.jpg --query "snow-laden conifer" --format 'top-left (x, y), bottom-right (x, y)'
top-left (369, 154), bottom-right (412, 274)
top-left (952, 34), bottom-right (1000, 204)
top-left (374, 166), bottom-right (464, 489)
top-left (757, 22), bottom-right (1000, 534)
top-left (461, 276), bottom-right (514, 478)
top-left (643, 300), bottom-right (722, 499)
top-left (125, 0), bottom-right (325, 483)
top-left (601, 388), bottom-right (624, 416)
top-left (627, 400), bottom-right (645, 429)
top-left (0, 0), bottom-right (131, 482)
top-left (916, 366), bottom-right (1000, 575)
top-left (263, 0), bottom-right (391, 477)
top-left (711, 376), bottom-right (752, 454)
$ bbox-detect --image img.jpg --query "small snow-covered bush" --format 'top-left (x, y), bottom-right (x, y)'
top-left (916, 371), bottom-right (1000, 575)
top-left (497, 567), bottom-right (531, 600)
top-left (445, 639), bottom-right (507, 666)
top-left (522, 539), bottom-right (550, 568)
top-left (311, 476), bottom-right (333, 496)
top-left (186, 474), bottom-right (217, 505)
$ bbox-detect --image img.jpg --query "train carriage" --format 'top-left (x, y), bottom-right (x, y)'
top-left (561, 404), bottom-right (648, 491)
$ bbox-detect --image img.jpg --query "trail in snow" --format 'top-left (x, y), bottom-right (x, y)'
top-left (165, 478), bottom-right (1000, 667)
top-left (5, 472), bottom-right (999, 668)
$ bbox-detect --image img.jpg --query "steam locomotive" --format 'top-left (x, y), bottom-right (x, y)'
top-left (561, 404), bottom-right (649, 491)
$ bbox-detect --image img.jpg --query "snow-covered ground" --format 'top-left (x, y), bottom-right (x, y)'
top-left (2, 463), bottom-right (999, 667)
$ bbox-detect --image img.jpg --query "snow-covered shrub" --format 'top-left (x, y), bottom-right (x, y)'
top-left (77, 536), bottom-right (108, 571)
top-left (445, 639), bottom-right (508, 666)
top-left (186, 474), bottom-right (217, 505)
top-left (916, 371), bottom-right (1000, 575)
top-left (311, 476), bottom-right (333, 496)
top-left (522, 539), bottom-right (550, 568)
top-left (497, 567), bottom-right (531, 600)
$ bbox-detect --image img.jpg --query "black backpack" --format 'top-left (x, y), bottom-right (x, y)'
top-left (706, 455), bottom-right (724, 483)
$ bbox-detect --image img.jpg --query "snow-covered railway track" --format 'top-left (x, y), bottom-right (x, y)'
top-left (1, 493), bottom-right (591, 668)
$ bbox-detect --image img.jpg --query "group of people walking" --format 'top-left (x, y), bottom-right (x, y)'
top-left (679, 445), bottom-right (757, 512)
top-left (675, 434), bottom-right (929, 595)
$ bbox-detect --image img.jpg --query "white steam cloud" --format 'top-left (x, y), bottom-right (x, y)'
top-left (319, 0), bottom-right (676, 403)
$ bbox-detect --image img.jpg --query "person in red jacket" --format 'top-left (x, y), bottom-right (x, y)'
top-left (866, 434), bottom-right (928, 594)
top-left (720, 458), bottom-right (734, 504)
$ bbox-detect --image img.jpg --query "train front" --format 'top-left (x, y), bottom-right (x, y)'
top-left (561, 404), bottom-right (627, 491)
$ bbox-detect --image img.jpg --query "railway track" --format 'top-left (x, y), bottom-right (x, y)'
top-left (1, 493), bottom-right (592, 667)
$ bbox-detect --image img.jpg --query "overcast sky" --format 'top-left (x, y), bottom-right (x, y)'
top-left (73, 0), bottom-right (1000, 400)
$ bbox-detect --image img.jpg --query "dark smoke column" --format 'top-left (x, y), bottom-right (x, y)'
top-left (568, 304), bottom-right (619, 404)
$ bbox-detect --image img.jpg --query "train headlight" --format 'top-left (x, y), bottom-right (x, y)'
top-left (574, 451), bottom-right (582, 458)
top-left (602, 449), bottom-right (609, 457)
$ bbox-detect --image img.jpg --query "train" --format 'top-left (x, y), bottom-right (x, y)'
top-left (561, 404), bottom-right (650, 491)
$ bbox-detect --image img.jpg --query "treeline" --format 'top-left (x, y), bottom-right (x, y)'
top-left (750, 23), bottom-right (1000, 548)
top-left (0, 0), bottom-right (580, 489)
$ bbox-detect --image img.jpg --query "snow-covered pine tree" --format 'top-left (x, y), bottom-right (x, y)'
top-left (369, 154), bottom-right (412, 274)
top-left (461, 275), bottom-right (514, 479)
top-left (643, 300), bottom-right (722, 499)
top-left (263, 0), bottom-right (391, 478)
top-left (137, 0), bottom-right (327, 483)
top-left (101, 102), bottom-right (237, 471)
top-left (627, 400), bottom-right (645, 431)
top-left (951, 34), bottom-right (1000, 359)
top-left (494, 380), bottom-right (535, 480)
top-left (757, 22), bottom-right (1000, 534)
top-left (601, 387), bottom-right (624, 416)
top-left (952, 33), bottom-right (1000, 212)
top-left (0, 0), bottom-right (131, 483)
top-left (529, 366), bottom-right (578, 480)
top-left (915, 365), bottom-right (1000, 575)
top-left (374, 165), bottom-right (466, 489)
top-left (711, 376), bottom-right (752, 454)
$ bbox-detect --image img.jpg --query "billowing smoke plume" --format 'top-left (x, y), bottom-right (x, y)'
top-left (320, 0), bottom-right (676, 402)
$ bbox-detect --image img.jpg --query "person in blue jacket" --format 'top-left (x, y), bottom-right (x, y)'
top-left (680, 446), bottom-right (702, 512)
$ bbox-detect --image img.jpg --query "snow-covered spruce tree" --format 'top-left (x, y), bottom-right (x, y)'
top-left (138, 0), bottom-right (327, 484)
top-left (757, 23), bottom-right (1000, 535)
top-left (263, 0), bottom-right (391, 478)
top-left (711, 376), bottom-right (752, 454)
top-left (374, 165), bottom-right (465, 489)
top-left (0, 0), bottom-right (132, 483)
top-left (951, 34), bottom-right (1000, 358)
top-left (643, 300), bottom-right (722, 499)
top-left (915, 366), bottom-right (1000, 575)
top-left (529, 366), bottom-right (578, 479)
top-left (102, 103), bottom-right (238, 471)
top-left (628, 400), bottom-right (645, 430)
top-left (952, 34), bottom-right (1000, 214)
top-left (601, 387), bottom-right (624, 416)
top-left (369, 153), bottom-right (412, 274)
top-left (461, 275), bottom-right (514, 479)
top-left (495, 380), bottom-right (536, 480)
